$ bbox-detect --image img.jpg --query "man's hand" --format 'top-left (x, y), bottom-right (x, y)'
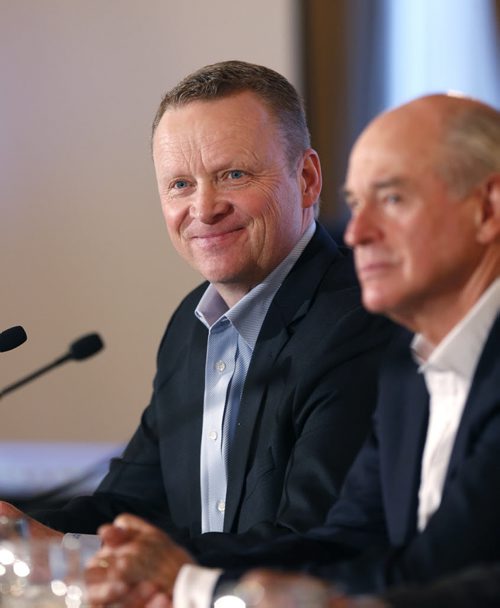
top-left (0, 501), bottom-right (63, 540)
top-left (86, 513), bottom-right (195, 607)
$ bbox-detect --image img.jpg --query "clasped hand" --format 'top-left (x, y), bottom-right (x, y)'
top-left (85, 514), bottom-right (194, 608)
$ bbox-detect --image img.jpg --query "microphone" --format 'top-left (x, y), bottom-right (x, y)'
top-left (0, 333), bottom-right (104, 399)
top-left (0, 326), bottom-right (27, 352)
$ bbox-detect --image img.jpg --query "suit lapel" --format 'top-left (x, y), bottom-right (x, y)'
top-left (184, 322), bottom-right (208, 536)
top-left (381, 338), bottom-right (429, 545)
top-left (445, 315), bottom-right (500, 480)
top-left (223, 224), bottom-right (341, 531)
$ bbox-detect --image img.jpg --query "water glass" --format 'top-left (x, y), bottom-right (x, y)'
top-left (0, 516), bottom-right (29, 543)
top-left (0, 536), bottom-right (88, 607)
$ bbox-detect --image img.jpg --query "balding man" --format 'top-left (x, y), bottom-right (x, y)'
top-left (85, 93), bottom-right (500, 607)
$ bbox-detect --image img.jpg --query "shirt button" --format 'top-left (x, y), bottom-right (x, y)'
top-left (215, 360), bottom-right (226, 373)
top-left (208, 431), bottom-right (218, 441)
top-left (217, 500), bottom-right (225, 513)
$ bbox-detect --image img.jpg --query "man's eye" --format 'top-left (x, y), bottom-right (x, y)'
top-left (227, 170), bottom-right (245, 180)
top-left (344, 197), bottom-right (358, 213)
top-left (172, 179), bottom-right (189, 190)
top-left (384, 193), bottom-right (402, 204)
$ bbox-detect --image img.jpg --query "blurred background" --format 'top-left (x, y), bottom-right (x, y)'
top-left (1, 0), bottom-right (499, 501)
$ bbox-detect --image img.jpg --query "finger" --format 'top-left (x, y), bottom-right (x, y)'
top-left (99, 523), bottom-right (136, 547)
top-left (86, 547), bottom-right (123, 584)
top-left (113, 513), bottom-right (162, 534)
top-left (116, 581), bottom-right (159, 608)
top-left (85, 565), bottom-right (108, 585)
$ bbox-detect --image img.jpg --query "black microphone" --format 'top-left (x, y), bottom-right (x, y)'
top-left (0, 326), bottom-right (27, 352)
top-left (0, 333), bottom-right (104, 399)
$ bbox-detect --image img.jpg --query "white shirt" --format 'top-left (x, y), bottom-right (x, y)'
top-left (174, 278), bottom-right (500, 607)
top-left (414, 278), bottom-right (500, 530)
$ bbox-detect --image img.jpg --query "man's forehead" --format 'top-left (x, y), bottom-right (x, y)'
top-left (347, 112), bottom-right (440, 178)
top-left (159, 91), bottom-right (272, 124)
top-left (153, 110), bottom-right (279, 176)
top-left (344, 175), bottom-right (409, 192)
top-left (154, 94), bottom-right (276, 149)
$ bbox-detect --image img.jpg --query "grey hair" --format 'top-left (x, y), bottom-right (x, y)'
top-left (151, 60), bottom-right (311, 169)
top-left (440, 101), bottom-right (500, 197)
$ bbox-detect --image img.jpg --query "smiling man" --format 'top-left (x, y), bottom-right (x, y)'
top-left (153, 89), bottom-right (315, 308)
top-left (0, 61), bottom-right (394, 560)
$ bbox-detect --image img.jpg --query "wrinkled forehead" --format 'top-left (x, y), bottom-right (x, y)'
top-left (152, 93), bottom-right (289, 176)
top-left (153, 93), bottom-right (280, 152)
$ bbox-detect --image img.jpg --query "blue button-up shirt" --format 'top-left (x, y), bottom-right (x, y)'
top-left (195, 222), bottom-right (316, 532)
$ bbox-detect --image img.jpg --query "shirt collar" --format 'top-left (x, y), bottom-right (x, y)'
top-left (195, 221), bottom-right (316, 349)
top-left (412, 278), bottom-right (500, 380)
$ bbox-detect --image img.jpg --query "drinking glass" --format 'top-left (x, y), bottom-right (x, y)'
top-left (0, 516), bottom-right (29, 543)
top-left (0, 536), bottom-right (88, 607)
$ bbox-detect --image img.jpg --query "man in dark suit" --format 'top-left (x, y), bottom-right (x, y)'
top-left (0, 61), bottom-right (393, 552)
top-left (83, 93), bottom-right (500, 608)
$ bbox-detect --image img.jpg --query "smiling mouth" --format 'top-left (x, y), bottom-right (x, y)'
top-left (191, 227), bottom-right (245, 244)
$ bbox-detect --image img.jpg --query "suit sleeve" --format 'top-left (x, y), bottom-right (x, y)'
top-left (29, 306), bottom-right (187, 535)
top-left (29, 400), bottom-right (172, 533)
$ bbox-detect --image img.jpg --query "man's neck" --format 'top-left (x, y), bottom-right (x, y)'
top-left (395, 269), bottom-right (500, 345)
top-left (214, 283), bottom-right (254, 310)
top-left (212, 221), bottom-right (317, 309)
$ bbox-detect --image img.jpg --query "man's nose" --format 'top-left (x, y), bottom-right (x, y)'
top-left (344, 203), bottom-right (381, 247)
top-left (189, 185), bottom-right (231, 223)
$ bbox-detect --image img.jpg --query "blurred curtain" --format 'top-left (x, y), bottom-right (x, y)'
top-left (301, 0), bottom-right (500, 232)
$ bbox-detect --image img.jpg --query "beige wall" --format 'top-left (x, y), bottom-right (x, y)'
top-left (1, 0), bottom-right (300, 442)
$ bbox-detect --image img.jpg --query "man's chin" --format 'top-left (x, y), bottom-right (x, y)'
top-left (361, 288), bottom-right (395, 316)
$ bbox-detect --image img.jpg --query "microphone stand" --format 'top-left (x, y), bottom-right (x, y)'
top-left (0, 333), bottom-right (103, 401)
top-left (0, 354), bottom-right (71, 400)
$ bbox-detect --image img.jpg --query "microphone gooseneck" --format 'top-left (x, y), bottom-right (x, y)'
top-left (0, 332), bottom-right (104, 399)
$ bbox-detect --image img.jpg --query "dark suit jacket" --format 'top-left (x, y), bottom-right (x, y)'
top-left (210, 314), bottom-right (500, 592)
top-left (33, 224), bottom-right (395, 550)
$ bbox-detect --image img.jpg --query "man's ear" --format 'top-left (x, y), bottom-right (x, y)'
top-left (477, 174), bottom-right (500, 244)
top-left (300, 148), bottom-right (322, 209)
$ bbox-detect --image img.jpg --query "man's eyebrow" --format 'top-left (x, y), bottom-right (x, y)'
top-left (340, 177), bottom-right (409, 199)
top-left (371, 177), bottom-right (408, 190)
